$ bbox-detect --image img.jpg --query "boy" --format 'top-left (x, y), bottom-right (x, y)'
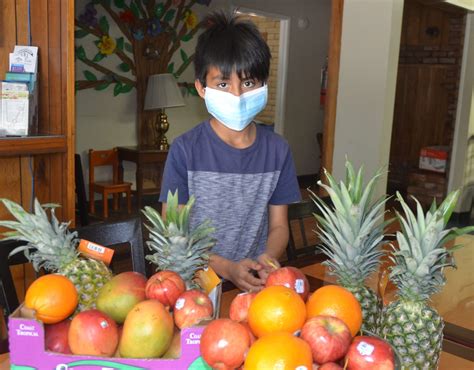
top-left (159, 11), bottom-right (301, 292)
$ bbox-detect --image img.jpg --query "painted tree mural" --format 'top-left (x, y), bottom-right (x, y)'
top-left (75, 0), bottom-right (211, 146)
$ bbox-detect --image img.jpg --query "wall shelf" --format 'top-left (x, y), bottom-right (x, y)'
top-left (0, 135), bottom-right (67, 157)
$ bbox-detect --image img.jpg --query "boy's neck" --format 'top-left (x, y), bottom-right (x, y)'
top-left (209, 118), bottom-right (256, 149)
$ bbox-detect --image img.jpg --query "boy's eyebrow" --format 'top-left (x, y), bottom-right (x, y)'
top-left (209, 74), bottom-right (228, 81)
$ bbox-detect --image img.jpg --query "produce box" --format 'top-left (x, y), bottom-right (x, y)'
top-left (419, 146), bottom-right (449, 173)
top-left (8, 284), bottom-right (222, 370)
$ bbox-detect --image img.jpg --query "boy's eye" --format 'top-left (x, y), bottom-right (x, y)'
top-left (217, 82), bottom-right (228, 89)
top-left (243, 80), bottom-right (256, 88)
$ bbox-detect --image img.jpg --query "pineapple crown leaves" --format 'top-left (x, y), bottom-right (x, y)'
top-left (142, 191), bottom-right (217, 283)
top-left (0, 198), bottom-right (79, 272)
top-left (309, 161), bottom-right (391, 286)
top-left (389, 190), bottom-right (474, 301)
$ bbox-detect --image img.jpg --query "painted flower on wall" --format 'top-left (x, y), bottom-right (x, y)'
top-left (147, 18), bottom-right (162, 37)
top-left (119, 10), bottom-right (135, 25)
top-left (78, 3), bottom-right (98, 27)
top-left (184, 10), bottom-right (198, 30)
top-left (97, 35), bottom-right (116, 55)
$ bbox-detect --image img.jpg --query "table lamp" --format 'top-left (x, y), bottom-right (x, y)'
top-left (144, 73), bottom-right (185, 150)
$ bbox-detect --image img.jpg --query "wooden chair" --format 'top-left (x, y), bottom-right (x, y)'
top-left (75, 153), bottom-right (89, 226)
top-left (285, 197), bottom-right (330, 265)
top-left (0, 217), bottom-right (147, 353)
top-left (88, 148), bottom-right (132, 219)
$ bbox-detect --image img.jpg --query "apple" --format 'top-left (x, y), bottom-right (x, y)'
top-left (45, 319), bottom-right (72, 354)
top-left (345, 336), bottom-right (395, 370)
top-left (146, 270), bottom-right (186, 308)
top-left (300, 315), bottom-right (352, 364)
top-left (173, 289), bottom-right (213, 329)
top-left (229, 292), bottom-right (257, 322)
top-left (265, 266), bottom-right (310, 301)
top-left (200, 318), bottom-right (251, 370)
top-left (68, 309), bottom-right (118, 356)
top-left (319, 363), bottom-right (343, 370)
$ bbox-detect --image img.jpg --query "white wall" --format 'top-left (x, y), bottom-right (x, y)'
top-left (75, 0), bottom-right (331, 191)
top-left (333, 0), bottom-right (404, 198)
top-left (448, 14), bottom-right (474, 213)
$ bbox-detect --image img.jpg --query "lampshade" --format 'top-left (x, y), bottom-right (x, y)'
top-left (144, 73), bottom-right (185, 111)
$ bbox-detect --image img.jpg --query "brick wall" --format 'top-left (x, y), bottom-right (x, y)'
top-left (241, 14), bottom-right (280, 125)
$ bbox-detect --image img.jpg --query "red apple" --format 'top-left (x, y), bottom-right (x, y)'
top-left (200, 318), bottom-right (251, 370)
top-left (68, 309), bottom-right (118, 356)
top-left (229, 292), bottom-right (257, 322)
top-left (345, 336), bottom-right (395, 370)
top-left (319, 363), bottom-right (343, 370)
top-left (45, 319), bottom-right (72, 354)
top-left (301, 315), bottom-right (352, 364)
top-left (146, 270), bottom-right (186, 307)
top-left (173, 289), bottom-right (213, 329)
top-left (265, 266), bottom-right (310, 301)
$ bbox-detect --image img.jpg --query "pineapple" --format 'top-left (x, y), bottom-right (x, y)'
top-left (0, 198), bottom-right (112, 311)
top-left (380, 191), bottom-right (474, 369)
top-left (310, 161), bottom-right (391, 335)
top-left (142, 191), bottom-right (216, 289)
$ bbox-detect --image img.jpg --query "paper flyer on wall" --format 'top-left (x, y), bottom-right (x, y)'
top-left (0, 82), bottom-right (30, 136)
top-left (9, 46), bottom-right (38, 73)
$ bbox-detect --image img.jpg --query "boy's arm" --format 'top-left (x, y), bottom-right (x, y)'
top-left (257, 204), bottom-right (289, 277)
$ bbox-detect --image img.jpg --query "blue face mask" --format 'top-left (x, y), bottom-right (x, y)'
top-left (204, 85), bottom-right (268, 131)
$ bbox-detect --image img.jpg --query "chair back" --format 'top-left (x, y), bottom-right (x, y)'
top-left (0, 240), bottom-right (30, 352)
top-left (285, 197), bottom-right (330, 265)
top-left (88, 148), bottom-right (120, 185)
top-left (76, 217), bottom-right (146, 276)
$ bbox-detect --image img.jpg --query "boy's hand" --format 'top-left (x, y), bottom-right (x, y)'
top-left (228, 258), bottom-right (265, 292)
top-left (256, 253), bottom-right (280, 281)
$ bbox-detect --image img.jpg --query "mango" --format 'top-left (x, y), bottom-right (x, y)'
top-left (119, 299), bottom-right (174, 358)
top-left (96, 271), bottom-right (147, 324)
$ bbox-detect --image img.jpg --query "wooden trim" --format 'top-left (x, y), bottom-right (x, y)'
top-left (0, 136), bottom-right (67, 156)
top-left (321, 0), bottom-right (344, 186)
top-left (64, 0), bottom-right (76, 225)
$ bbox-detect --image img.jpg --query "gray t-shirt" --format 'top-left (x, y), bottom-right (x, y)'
top-left (159, 120), bottom-right (301, 261)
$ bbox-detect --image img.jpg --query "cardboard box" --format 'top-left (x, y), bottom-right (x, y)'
top-left (8, 284), bottom-right (221, 370)
top-left (419, 146), bottom-right (449, 173)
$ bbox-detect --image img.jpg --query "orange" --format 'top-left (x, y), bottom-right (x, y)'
top-left (306, 284), bottom-right (362, 336)
top-left (25, 274), bottom-right (78, 324)
top-left (244, 331), bottom-right (312, 370)
top-left (247, 285), bottom-right (306, 338)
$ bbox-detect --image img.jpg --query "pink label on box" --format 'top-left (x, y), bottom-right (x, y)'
top-left (9, 316), bottom-right (210, 369)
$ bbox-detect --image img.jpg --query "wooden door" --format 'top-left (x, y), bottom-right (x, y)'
top-left (389, 65), bottom-right (452, 169)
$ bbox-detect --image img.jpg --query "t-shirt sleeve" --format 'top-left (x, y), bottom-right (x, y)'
top-left (159, 141), bottom-right (189, 204)
top-left (269, 147), bottom-right (302, 205)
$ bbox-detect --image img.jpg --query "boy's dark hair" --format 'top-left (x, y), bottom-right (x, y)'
top-left (194, 11), bottom-right (271, 86)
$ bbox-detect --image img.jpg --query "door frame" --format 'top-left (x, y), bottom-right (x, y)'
top-left (321, 0), bottom-right (344, 177)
